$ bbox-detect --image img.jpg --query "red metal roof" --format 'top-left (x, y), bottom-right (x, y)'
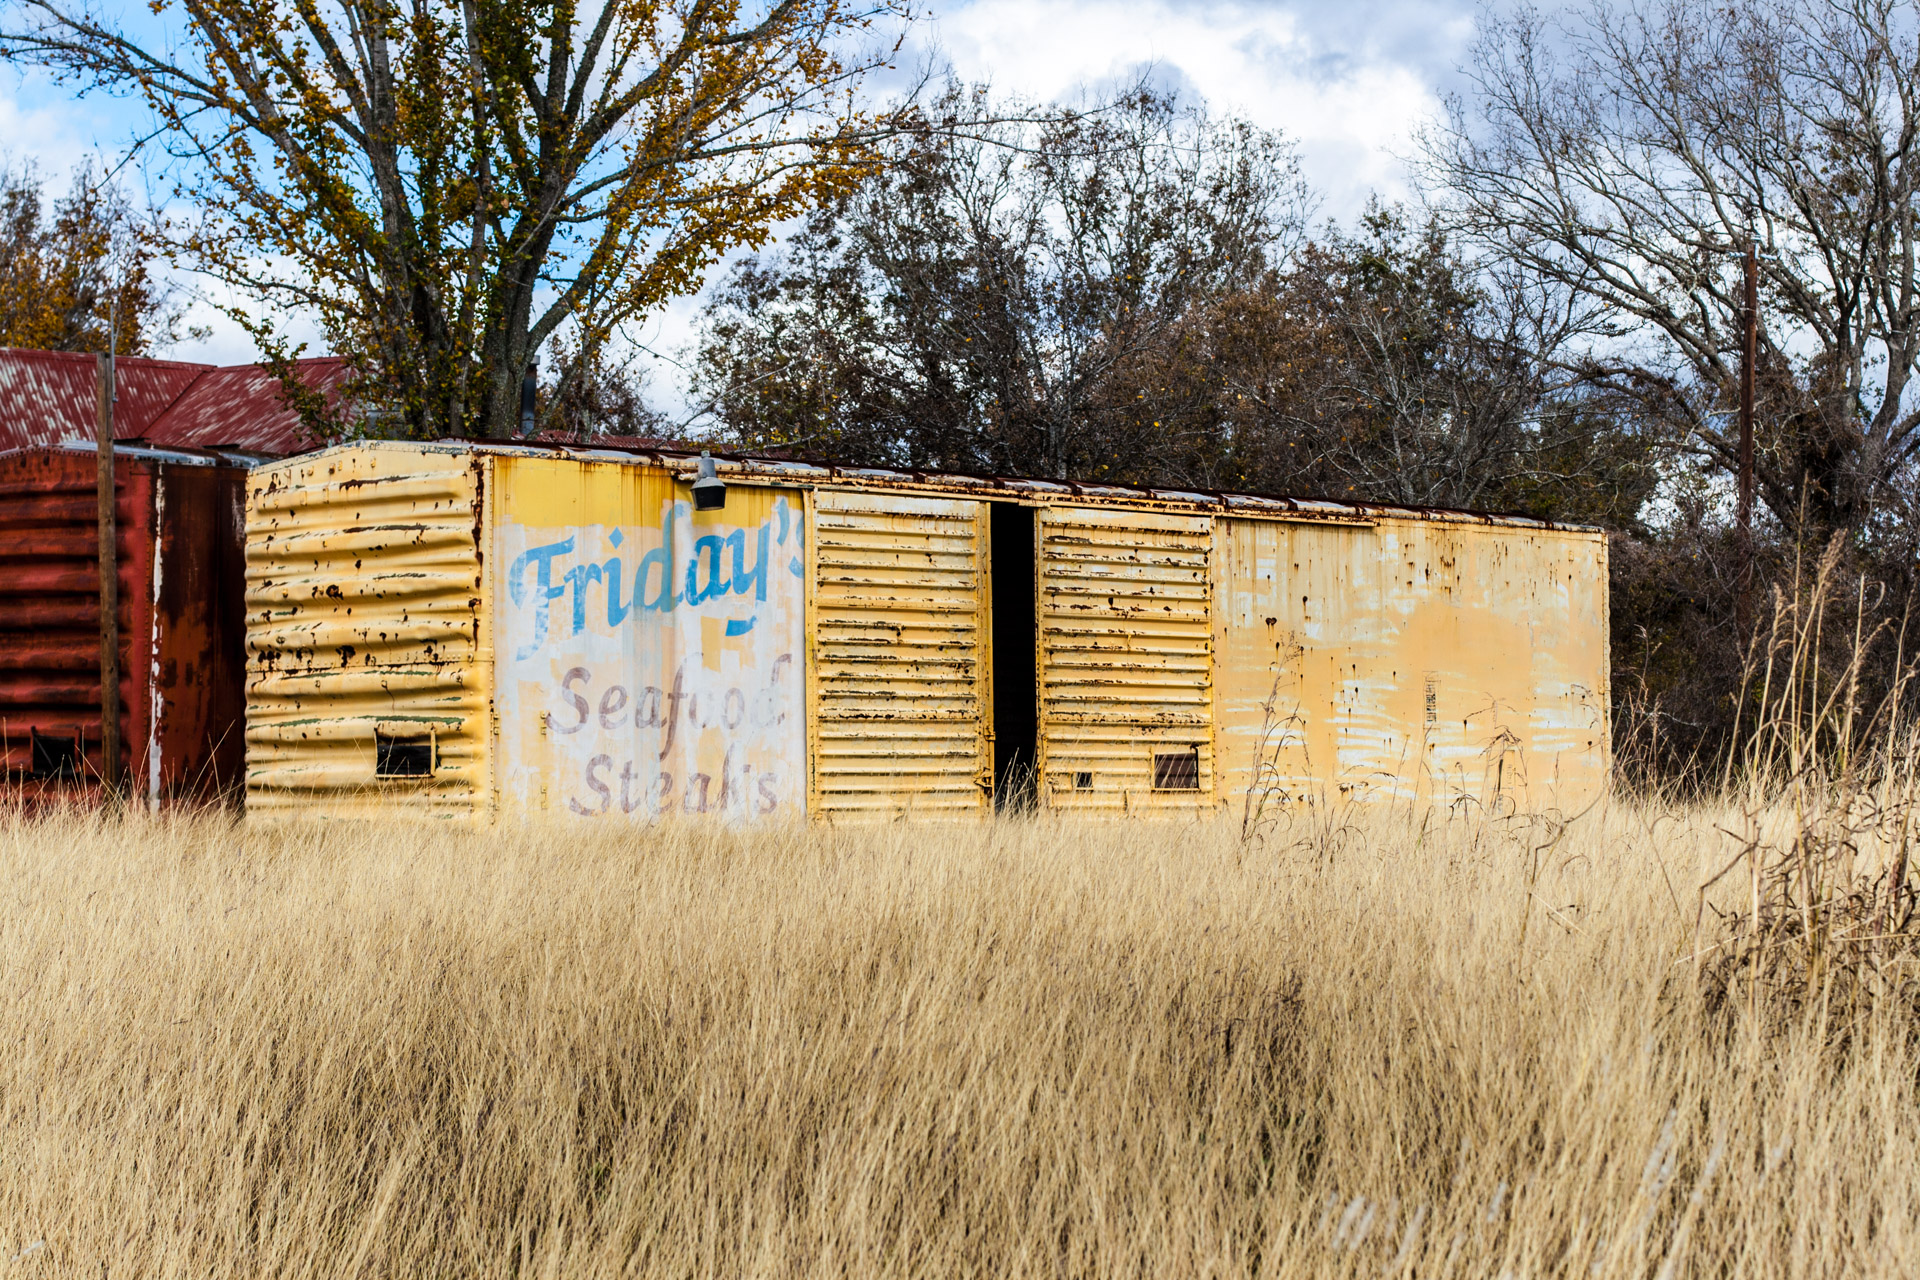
top-left (0, 348), bottom-right (344, 454)
top-left (148, 358), bottom-right (348, 453)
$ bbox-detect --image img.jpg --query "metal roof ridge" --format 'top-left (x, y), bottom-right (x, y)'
top-left (143, 364), bottom-right (218, 435)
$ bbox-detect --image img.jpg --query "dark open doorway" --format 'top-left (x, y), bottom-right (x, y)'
top-left (990, 503), bottom-right (1038, 810)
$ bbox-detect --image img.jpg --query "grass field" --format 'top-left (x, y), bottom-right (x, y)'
top-left (0, 800), bottom-right (1913, 1277)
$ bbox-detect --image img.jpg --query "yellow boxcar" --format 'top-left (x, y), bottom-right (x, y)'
top-left (243, 441), bottom-right (1608, 823)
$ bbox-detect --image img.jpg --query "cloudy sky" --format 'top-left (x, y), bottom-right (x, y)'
top-left (0, 0), bottom-right (1491, 382)
top-left (923, 0), bottom-right (1480, 210)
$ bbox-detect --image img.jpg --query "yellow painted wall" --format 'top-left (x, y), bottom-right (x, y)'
top-left (1212, 517), bottom-right (1609, 818)
top-left (489, 455), bottom-right (808, 822)
top-left (242, 442), bottom-right (1610, 825)
top-left (244, 442), bottom-right (489, 820)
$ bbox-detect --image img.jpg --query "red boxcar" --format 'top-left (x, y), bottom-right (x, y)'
top-left (0, 443), bottom-right (265, 806)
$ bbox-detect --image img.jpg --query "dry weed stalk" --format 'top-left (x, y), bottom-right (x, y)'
top-left (1695, 537), bottom-right (1920, 1041)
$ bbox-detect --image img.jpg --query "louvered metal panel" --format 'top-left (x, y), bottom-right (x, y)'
top-left (1038, 506), bottom-right (1215, 812)
top-left (243, 446), bottom-right (489, 820)
top-left (809, 490), bottom-right (990, 818)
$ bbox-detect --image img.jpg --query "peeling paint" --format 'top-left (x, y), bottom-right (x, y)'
top-left (810, 490), bottom-right (990, 819)
top-left (1, 443), bottom-right (251, 803)
top-left (1039, 507), bottom-right (1215, 813)
top-left (239, 440), bottom-right (1610, 826)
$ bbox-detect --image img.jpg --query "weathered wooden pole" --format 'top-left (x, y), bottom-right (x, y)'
top-left (96, 351), bottom-right (119, 799)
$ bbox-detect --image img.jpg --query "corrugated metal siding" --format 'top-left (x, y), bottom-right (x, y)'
top-left (1037, 507), bottom-right (1215, 812)
top-left (225, 440), bottom-right (1613, 825)
top-left (0, 448), bottom-right (153, 790)
top-left (244, 446), bottom-right (489, 819)
top-left (809, 490), bottom-right (991, 817)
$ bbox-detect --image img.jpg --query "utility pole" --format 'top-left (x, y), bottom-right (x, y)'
top-left (95, 351), bottom-right (119, 801)
top-left (1737, 242), bottom-right (1757, 643)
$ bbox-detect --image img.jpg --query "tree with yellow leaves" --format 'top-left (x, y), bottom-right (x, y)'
top-left (2, 0), bottom-right (909, 438)
top-left (0, 164), bottom-right (175, 355)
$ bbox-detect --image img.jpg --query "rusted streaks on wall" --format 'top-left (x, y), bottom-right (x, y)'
top-left (0, 443), bottom-right (250, 805)
top-left (234, 440), bottom-right (1612, 827)
top-left (244, 448), bottom-right (487, 819)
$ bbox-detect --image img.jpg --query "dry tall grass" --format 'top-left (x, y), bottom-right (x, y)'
top-left (0, 799), bottom-right (1913, 1277)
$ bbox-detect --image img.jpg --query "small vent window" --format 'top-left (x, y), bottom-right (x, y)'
top-left (29, 728), bottom-right (83, 781)
top-left (375, 733), bottom-right (435, 779)
top-left (1073, 771), bottom-right (1093, 790)
top-left (1151, 749), bottom-right (1200, 792)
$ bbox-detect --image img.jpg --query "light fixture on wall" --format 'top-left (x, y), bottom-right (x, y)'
top-left (691, 451), bottom-right (727, 510)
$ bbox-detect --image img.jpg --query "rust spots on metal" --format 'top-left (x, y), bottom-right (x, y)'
top-left (809, 490), bottom-right (992, 819)
top-left (1, 443), bottom-right (254, 806)
top-left (233, 439), bottom-right (1612, 826)
top-left (243, 448), bottom-right (487, 821)
top-left (1037, 507), bottom-right (1216, 813)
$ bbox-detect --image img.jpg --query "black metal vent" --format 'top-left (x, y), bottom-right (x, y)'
top-left (1151, 749), bottom-right (1200, 791)
top-left (375, 733), bottom-right (435, 778)
top-left (29, 727), bottom-right (83, 780)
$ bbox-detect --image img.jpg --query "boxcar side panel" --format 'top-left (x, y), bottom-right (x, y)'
top-left (0, 448), bottom-right (156, 794)
top-left (1037, 505), bottom-right (1216, 814)
top-left (808, 489), bottom-right (991, 819)
top-left (490, 456), bottom-right (807, 823)
top-left (148, 462), bottom-right (250, 803)
top-left (1213, 517), bottom-right (1609, 816)
top-left (244, 444), bottom-right (488, 819)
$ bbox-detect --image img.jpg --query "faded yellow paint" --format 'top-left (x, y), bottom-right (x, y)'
top-left (1037, 506), bottom-right (1216, 813)
top-left (1212, 516), bottom-right (1609, 818)
top-left (487, 453), bottom-right (806, 822)
top-left (808, 489), bottom-right (991, 819)
top-left (243, 443), bottom-right (809, 826)
top-left (240, 440), bottom-right (1609, 826)
top-left (244, 443), bottom-right (489, 820)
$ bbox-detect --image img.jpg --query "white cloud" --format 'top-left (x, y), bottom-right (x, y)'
top-left (0, 66), bottom-right (126, 187)
top-left (926, 0), bottom-right (1473, 217)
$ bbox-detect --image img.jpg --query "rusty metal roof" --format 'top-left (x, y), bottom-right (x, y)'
top-left (337, 437), bottom-right (1602, 533)
top-left (0, 349), bottom-right (206, 447)
top-left (0, 347), bottom-right (344, 454)
top-left (148, 359), bottom-right (349, 452)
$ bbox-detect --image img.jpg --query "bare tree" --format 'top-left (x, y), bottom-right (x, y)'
top-left (694, 84), bottom-right (1313, 482)
top-left (1424, 0), bottom-right (1920, 536)
top-left (1223, 206), bottom-right (1647, 517)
